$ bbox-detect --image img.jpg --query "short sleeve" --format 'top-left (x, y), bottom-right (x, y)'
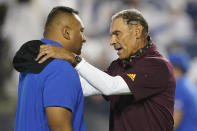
top-left (43, 60), bottom-right (79, 112)
top-left (120, 59), bottom-right (172, 102)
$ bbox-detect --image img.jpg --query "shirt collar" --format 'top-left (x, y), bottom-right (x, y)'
top-left (120, 36), bottom-right (154, 68)
top-left (41, 38), bottom-right (64, 48)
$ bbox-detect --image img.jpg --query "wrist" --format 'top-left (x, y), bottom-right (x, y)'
top-left (62, 49), bottom-right (82, 67)
top-left (65, 53), bottom-right (82, 67)
top-left (73, 55), bottom-right (82, 67)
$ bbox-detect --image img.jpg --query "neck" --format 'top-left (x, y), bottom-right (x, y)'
top-left (44, 33), bottom-right (65, 48)
top-left (128, 36), bottom-right (152, 60)
top-left (120, 37), bottom-right (152, 68)
top-left (137, 37), bottom-right (148, 50)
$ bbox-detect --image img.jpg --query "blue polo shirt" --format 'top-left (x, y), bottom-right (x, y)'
top-left (175, 76), bottom-right (197, 131)
top-left (14, 38), bottom-right (86, 131)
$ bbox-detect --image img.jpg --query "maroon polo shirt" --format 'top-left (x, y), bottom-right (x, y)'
top-left (106, 45), bottom-right (176, 131)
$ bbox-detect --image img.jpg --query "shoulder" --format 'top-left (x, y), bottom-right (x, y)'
top-left (42, 59), bottom-right (77, 76)
top-left (106, 59), bottom-right (120, 73)
top-left (136, 55), bottom-right (175, 82)
top-left (43, 59), bottom-right (81, 89)
top-left (138, 45), bottom-right (171, 67)
top-left (50, 59), bottom-right (74, 69)
top-left (108, 59), bottom-right (120, 68)
top-left (139, 55), bottom-right (173, 70)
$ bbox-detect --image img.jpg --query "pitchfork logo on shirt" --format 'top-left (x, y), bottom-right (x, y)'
top-left (127, 74), bottom-right (136, 82)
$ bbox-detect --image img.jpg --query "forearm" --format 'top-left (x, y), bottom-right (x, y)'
top-left (79, 76), bottom-right (102, 96)
top-left (76, 59), bottom-right (131, 95)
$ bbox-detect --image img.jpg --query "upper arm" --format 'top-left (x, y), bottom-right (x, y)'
top-left (46, 107), bottom-right (73, 131)
top-left (44, 61), bottom-right (80, 114)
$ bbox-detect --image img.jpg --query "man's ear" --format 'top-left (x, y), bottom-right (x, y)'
top-left (135, 25), bottom-right (143, 39)
top-left (62, 26), bottom-right (71, 40)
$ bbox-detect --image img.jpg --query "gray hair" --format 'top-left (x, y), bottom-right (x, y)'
top-left (112, 9), bottom-right (148, 37)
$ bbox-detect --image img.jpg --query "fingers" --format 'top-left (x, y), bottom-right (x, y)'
top-left (36, 51), bottom-right (45, 61)
top-left (40, 45), bottom-right (49, 49)
top-left (37, 49), bottom-right (54, 63)
top-left (39, 45), bottom-right (50, 54)
top-left (36, 44), bottom-right (71, 63)
top-left (38, 53), bottom-right (53, 63)
top-left (35, 45), bottom-right (51, 62)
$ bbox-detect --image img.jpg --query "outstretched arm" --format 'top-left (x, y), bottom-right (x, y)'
top-left (76, 59), bottom-right (131, 95)
top-left (79, 76), bottom-right (102, 96)
top-left (37, 44), bottom-right (131, 96)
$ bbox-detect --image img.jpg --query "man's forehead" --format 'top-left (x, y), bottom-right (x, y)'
top-left (110, 18), bottom-right (125, 32)
top-left (112, 17), bottom-right (124, 25)
top-left (74, 14), bottom-right (84, 28)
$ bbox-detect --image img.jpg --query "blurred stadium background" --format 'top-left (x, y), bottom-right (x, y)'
top-left (0, 0), bottom-right (197, 130)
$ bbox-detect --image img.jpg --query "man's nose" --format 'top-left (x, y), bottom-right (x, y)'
top-left (110, 36), bottom-right (117, 46)
top-left (82, 34), bottom-right (86, 43)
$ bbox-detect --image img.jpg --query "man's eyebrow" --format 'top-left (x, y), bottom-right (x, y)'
top-left (80, 28), bottom-right (84, 32)
top-left (110, 30), bottom-right (120, 36)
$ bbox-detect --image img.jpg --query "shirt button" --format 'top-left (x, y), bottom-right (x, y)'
top-left (144, 74), bottom-right (148, 78)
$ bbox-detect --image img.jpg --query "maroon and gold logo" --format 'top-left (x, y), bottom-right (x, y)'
top-left (127, 74), bottom-right (136, 82)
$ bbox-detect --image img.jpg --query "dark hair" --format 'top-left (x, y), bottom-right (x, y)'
top-left (44, 6), bottom-right (79, 31)
top-left (0, 3), bottom-right (8, 26)
top-left (112, 9), bottom-right (148, 37)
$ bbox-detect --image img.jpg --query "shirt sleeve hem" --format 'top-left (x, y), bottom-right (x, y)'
top-left (44, 104), bottom-right (74, 113)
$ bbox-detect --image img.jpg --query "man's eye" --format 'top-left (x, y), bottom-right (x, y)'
top-left (81, 29), bottom-right (84, 32)
top-left (114, 31), bottom-right (120, 36)
top-left (114, 33), bottom-right (119, 37)
top-left (110, 31), bottom-right (120, 37)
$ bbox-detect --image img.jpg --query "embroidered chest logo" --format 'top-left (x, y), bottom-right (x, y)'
top-left (127, 74), bottom-right (136, 82)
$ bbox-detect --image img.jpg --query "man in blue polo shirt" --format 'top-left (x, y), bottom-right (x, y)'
top-left (13, 6), bottom-right (86, 131)
top-left (169, 52), bottom-right (197, 131)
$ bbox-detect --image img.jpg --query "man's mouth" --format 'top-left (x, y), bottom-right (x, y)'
top-left (115, 47), bottom-right (123, 55)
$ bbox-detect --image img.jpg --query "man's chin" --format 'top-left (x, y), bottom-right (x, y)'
top-left (118, 55), bottom-right (128, 60)
top-left (76, 50), bottom-right (81, 55)
top-left (118, 55), bottom-right (125, 60)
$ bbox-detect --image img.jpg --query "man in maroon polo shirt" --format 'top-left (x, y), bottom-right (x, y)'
top-left (36, 9), bottom-right (176, 131)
